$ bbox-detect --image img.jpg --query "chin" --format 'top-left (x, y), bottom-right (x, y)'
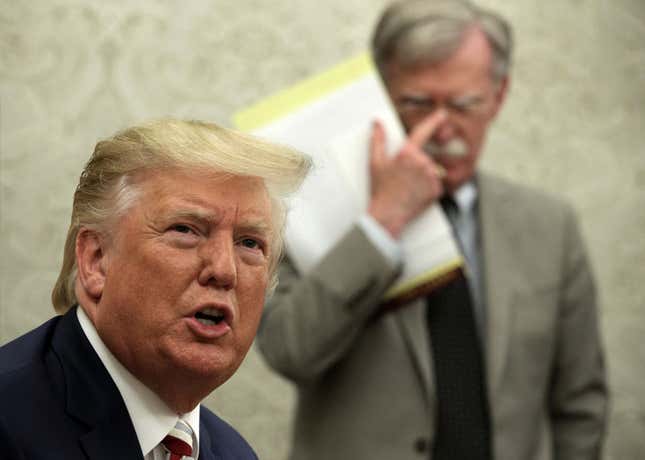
top-left (165, 339), bottom-right (239, 376)
top-left (444, 175), bottom-right (466, 193)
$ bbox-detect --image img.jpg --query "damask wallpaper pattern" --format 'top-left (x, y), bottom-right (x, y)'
top-left (1, 1), bottom-right (644, 459)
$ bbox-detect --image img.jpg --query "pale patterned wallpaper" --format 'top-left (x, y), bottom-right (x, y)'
top-left (1, 1), bottom-right (644, 459)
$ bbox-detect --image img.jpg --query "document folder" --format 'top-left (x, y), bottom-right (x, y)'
top-left (234, 52), bottom-right (463, 308)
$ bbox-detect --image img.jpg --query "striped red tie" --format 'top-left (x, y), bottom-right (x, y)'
top-left (162, 420), bottom-right (193, 460)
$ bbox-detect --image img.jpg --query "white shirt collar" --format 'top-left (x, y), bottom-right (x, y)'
top-left (77, 307), bottom-right (201, 457)
top-left (452, 179), bottom-right (478, 215)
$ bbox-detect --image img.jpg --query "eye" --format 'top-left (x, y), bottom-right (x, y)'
top-left (170, 224), bottom-right (195, 234)
top-left (450, 96), bottom-right (484, 114)
top-left (400, 96), bottom-right (434, 113)
top-left (452, 101), bottom-right (473, 113)
top-left (236, 235), bottom-right (270, 264)
top-left (240, 238), bottom-right (261, 249)
top-left (163, 223), bottom-right (201, 248)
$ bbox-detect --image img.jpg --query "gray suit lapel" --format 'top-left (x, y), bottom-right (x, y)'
top-left (479, 173), bottom-right (518, 396)
top-left (395, 300), bottom-right (434, 406)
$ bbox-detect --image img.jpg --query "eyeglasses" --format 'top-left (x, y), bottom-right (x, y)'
top-left (395, 92), bottom-right (493, 121)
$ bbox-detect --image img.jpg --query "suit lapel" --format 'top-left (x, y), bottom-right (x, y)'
top-left (395, 300), bottom-right (434, 406)
top-left (199, 420), bottom-right (220, 460)
top-left (478, 173), bottom-right (518, 396)
top-left (79, 418), bottom-right (143, 460)
top-left (52, 308), bottom-right (143, 459)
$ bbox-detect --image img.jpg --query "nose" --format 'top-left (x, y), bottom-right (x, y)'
top-left (198, 234), bottom-right (237, 289)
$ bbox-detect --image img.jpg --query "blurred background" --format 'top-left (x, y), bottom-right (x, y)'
top-left (1, 1), bottom-right (643, 459)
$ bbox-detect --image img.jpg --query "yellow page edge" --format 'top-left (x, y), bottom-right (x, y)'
top-left (233, 52), bottom-right (374, 131)
top-left (383, 257), bottom-right (464, 300)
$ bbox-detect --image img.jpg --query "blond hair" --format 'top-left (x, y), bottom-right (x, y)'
top-left (52, 119), bottom-right (311, 313)
top-left (372, 0), bottom-right (513, 81)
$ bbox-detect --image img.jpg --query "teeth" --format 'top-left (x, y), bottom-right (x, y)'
top-left (203, 307), bottom-right (225, 319)
top-left (196, 317), bottom-right (217, 326)
top-left (194, 307), bottom-right (226, 326)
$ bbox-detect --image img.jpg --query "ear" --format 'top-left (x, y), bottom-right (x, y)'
top-left (75, 228), bottom-right (108, 303)
top-left (490, 76), bottom-right (510, 118)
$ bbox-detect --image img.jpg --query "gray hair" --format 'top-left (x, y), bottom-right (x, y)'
top-left (372, 0), bottom-right (513, 81)
top-left (52, 119), bottom-right (311, 313)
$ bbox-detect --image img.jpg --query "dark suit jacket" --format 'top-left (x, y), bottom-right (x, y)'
top-left (0, 307), bottom-right (258, 460)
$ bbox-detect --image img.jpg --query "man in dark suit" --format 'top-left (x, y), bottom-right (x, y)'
top-left (256, 1), bottom-right (608, 459)
top-left (0, 119), bottom-right (310, 459)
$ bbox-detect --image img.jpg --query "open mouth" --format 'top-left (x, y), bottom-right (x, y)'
top-left (194, 308), bottom-right (226, 326)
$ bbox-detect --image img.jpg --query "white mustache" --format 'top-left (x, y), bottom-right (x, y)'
top-left (424, 139), bottom-right (468, 157)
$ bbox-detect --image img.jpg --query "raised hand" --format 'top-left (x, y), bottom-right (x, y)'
top-left (367, 110), bottom-right (447, 239)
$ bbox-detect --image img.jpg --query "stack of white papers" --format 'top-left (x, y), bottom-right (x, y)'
top-left (234, 53), bottom-right (463, 306)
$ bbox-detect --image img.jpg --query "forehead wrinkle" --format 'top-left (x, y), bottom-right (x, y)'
top-left (232, 204), bottom-right (273, 234)
top-left (166, 207), bottom-right (219, 223)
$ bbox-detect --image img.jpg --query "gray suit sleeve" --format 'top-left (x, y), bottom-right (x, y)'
top-left (549, 206), bottom-right (609, 460)
top-left (256, 225), bottom-right (401, 383)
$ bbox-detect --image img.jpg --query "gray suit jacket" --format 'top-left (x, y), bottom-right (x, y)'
top-left (257, 172), bottom-right (607, 460)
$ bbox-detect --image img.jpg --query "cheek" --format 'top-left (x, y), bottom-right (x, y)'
top-left (137, 250), bottom-right (199, 298)
top-left (464, 116), bottom-right (494, 143)
top-left (236, 269), bottom-right (268, 333)
top-left (103, 260), bottom-right (188, 329)
top-left (459, 123), bottom-right (480, 145)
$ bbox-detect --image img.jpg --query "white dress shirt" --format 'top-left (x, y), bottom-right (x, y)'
top-left (357, 213), bottom-right (403, 266)
top-left (77, 308), bottom-right (200, 459)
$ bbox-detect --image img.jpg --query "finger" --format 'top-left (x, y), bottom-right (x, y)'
top-left (423, 163), bottom-right (446, 197)
top-left (369, 119), bottom-right (387, 168)
top-left (407, 109), bottom-right (447, 149)
top-left (422, 161), bottom-right (446, 180)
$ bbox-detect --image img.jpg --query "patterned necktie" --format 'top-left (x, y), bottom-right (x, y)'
top-left (162, 420), bottom-right (194, 460)
top-left (426, 196), bottom-right (491, 459)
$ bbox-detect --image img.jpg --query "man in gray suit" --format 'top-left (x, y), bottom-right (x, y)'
top-left (256, 1), bottom-right (608, 459)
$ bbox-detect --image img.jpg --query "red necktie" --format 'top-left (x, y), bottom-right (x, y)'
top-left (162, 420), bottom-right (193, 460)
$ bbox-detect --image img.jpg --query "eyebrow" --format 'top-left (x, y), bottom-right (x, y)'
top-left (451, 93), bottom-right (485, 106)
top-left (164, 208), bottom-right (272, 235)
top-left (236, 221), bottom-right (273, 237)
top-left (400, 93), bottom-right (434, 103)
top-left (400, 91), bottom-right (484, 101)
